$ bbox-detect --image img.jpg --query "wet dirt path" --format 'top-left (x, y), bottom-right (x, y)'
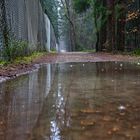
top-left (0, 52), bottom-right (140, 81)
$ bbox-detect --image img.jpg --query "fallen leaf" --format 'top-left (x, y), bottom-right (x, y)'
top-left (107, 131), bottom-right (112, 135)
top-left (112, 126), bottom-right (120, 132)
top-left (0, 121), bottom-right (4, 125)
top-left (80, 120), bottom-right (95, 126)
top-left (80, 109), bottom-right (96, 113)
top-left (119, 112), bottom-right (126, 116)
top-left (102, 116), bottom-right (112, 122)
top-left (80, 109), bottom-right (101, 114)
top-left (132, 126), bottom-right (137, 129)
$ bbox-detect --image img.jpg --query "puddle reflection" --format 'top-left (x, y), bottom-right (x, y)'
top-left (0, 62), bottom-right (140, 140)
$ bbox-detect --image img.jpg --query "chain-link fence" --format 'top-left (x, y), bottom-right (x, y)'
top-left (0, 0), bottom-right (57, 60)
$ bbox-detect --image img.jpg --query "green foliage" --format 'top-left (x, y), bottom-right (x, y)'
top-left (133, 48), bottom-right (140, 56)
top-left (73, 0), bottom-right (109, 32)
top-left (40, 0), bottom-right (59, 40)
top-left (50, 48), bottom-right (56, 53)
top-left (81, 49), bottom-right (95, 52)
top-left (14, 52), bottom-right (46, 64)
top-left (75, 43), bottom-right (95, 52)
top-left (115, 3), bottom-right (125, 20)
top-left (0, 52), bottom-right (46, 66)
top-left (3, 39), bottom-right (28, 61)
top-left (73, 0), bottom-right (90, 13)
top-left (2, 39), bottom-right (48, 62)
top-left (0, 60), bottom-right (8, 66)
top-left (75, 43), bottom-right (85, 51)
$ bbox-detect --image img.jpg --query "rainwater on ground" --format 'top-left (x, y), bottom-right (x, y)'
top-left (0, 62), bottom-right (140, 140)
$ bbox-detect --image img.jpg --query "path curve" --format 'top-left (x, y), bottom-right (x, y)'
top-left (0, 52), bottom-right (140, 82)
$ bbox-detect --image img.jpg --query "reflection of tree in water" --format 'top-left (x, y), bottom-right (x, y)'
top-left (0, 65), bottom-right (53, 140)
top-left (30, 62), bottom-right (140, 140)
top-left (29, 64), bottom-right (73, 140)
top-left (1, 63), bottom-right (139, 140)
top-left (0, 83), bottom-right (12, 140)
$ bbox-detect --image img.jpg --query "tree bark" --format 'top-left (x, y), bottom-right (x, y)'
top-left (116, 17), bottom-right (126, 51)
top-left (60, 0), bottom-right (77, 51)
top-left (115, 1), bottom-right (126, 51)
top-left (106, 0), bottom-right (115, 52)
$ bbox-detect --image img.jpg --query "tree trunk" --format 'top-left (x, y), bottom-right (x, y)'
top-left (106, 0), bottom-right (115, 52)
top-left (99, 24), bottom-right (107, 51)
top-left (96, 32), bottom-right (99, 52)
top-left (106, 16), bottom-right (113, 51)
top-left (116, 17), bottom-right (126, 51)
top-left (97, 0), bottom-right (107, 52)
top-left (65, 0), bottom-right (77, 51)
top-left (116, 1), bottom-right (126, 51)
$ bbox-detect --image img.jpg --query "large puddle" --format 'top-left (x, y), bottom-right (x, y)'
top-left (0, 62), bottom-right (140, 140)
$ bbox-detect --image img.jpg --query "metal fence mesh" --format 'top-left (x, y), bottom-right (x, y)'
top-left (0, 0), bottom-right (57, 59)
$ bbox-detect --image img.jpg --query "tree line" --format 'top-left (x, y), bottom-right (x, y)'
top-left (60, 0), bottom-right (140, 52)
top-left (0, 0), bottom-right (140, 55)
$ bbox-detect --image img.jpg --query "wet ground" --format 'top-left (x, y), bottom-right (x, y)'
top-left (1, 52), bottom-right (140, 80)
top-left (0, 61), bottom-right (140, 140)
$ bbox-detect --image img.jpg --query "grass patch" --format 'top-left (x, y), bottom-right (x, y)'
top-left (0, 52), bottom-right (47, 67)
top-left (120, 49), bottom-right (140, 56)
top-left (13, 52), bottom-right (46, 64)
top-left (0, 60), bottom-right (9, 66)
top-left (132, 48), bottom-right (140, 56)
top-left (50, 50), bottom-right (57, 54)
top-left (80, 49), bottom-right (96, 53)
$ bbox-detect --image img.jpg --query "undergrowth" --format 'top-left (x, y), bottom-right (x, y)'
top-left (0, 52), bottom-right (46, 67)
top-left (13, 52), bottom-right (46, 64)
top-left (132, 48), bottom-right (140, 56)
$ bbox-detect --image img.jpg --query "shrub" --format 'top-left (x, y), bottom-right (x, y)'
top-left (133, 48), bottom-right (140, 56)
top-left (3, 39), bottom-right (28, 61)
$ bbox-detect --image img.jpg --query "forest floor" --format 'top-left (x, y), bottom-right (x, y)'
top-left (0, 52), bottom-right (140, 81)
